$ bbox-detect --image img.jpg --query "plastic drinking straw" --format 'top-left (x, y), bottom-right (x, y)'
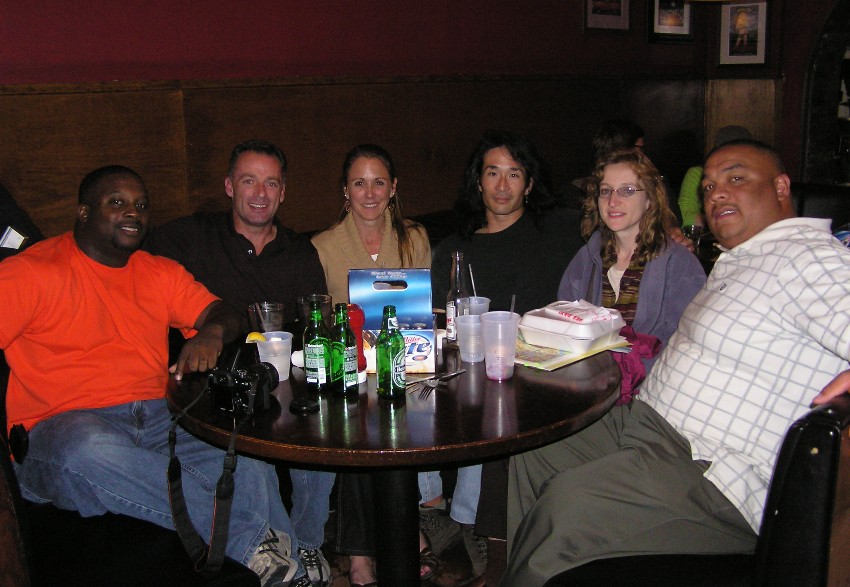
top-left (469, 264), bottom-right (478, 297)
top-left (510, 294), bottom-right (516, 314)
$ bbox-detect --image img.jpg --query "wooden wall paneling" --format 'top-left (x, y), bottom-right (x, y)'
top-left (0, 76), bottom-right (713, 240)
top-left (182, 77), bottom-right (625, 234)
top-left (0, 88), bottom-right (188, 237)
top-left (627, 80), bottom-right (706, 191)
top-left (705, 78), bottom-right (782, 155)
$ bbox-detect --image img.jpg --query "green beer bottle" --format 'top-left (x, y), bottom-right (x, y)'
top-left (303, 299), bottom-right (330, 392)
top-left (376, 304), bottom-right (406, 398)
top-left (330, 302), bottom-right (359, 394)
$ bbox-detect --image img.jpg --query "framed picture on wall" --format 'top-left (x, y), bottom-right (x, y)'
top-left (720, 2), bottom-right (767, 64)
top-left (586, 0), bottom-right (630, 31)
top-left (648, 1), bottom-right (692, 43)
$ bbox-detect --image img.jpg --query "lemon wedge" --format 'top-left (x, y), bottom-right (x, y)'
top-left (245, 332), bottom-right (266, 343)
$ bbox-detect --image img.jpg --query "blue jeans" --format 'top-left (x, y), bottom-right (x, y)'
top-left (450, 464), bottom-right (482, 525)
top-left (14, 399), bottom-right (299, 570)
top-left (289, 468), bottom-right (335, 550)
top-left (418, 470), bottom-right (443, 504)
top-left (418, 465), bottom-right (481, 524)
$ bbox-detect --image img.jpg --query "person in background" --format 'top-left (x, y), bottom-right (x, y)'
top-left (145, 140), bottom-right (332, 587)
top-left (559, 148), bottom-right (705, 382)
top-left (679, 125), bottom-right (753, 227)
top-left (503, 139), bottom-right (850, 586)
top-left (429, 130), bottom-right (585, 582)
top-left (0, 166), bottom-right (304, 586)
top-left (0, 182), bottom-right (44, 262)
top-left (572, 119), bottom-right (683, 225)
top-left (0, 182), bottom-right (45, 413)
top-left (591, 118), bottom-right (646, 161)
top-left (311, 144), bottom-right (432, 586)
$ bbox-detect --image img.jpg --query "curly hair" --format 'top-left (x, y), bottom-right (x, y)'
top-left (455, 130), bottom-right (559, 239)
top-left (336, 144), bottom-right (420, 267)
top-left (580, 148), bottom-right (676, 267)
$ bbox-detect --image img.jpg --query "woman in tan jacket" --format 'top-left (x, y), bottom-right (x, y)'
top-left (311, 144), bottom-right (430, 304)
top-left (312, 144), bottom-right (435, 585)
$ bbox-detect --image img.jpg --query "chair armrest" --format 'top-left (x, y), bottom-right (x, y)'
top-left (829, 394), bottom-right (850, 585)
top-left (754, 393), bottom-right (850, 586)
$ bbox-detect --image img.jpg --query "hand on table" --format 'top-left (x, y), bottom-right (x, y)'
top-left (170, 328), bottom-right (224, 381)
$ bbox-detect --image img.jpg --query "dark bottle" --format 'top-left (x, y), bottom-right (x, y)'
top-left (376, 304), bottom-right (406, 398)
top-left (303, 299), bottom-right (330, 392)
top-left (445, 250), bottom-right (469, 345)
top-left (330, 302), bottom-right (359, 394)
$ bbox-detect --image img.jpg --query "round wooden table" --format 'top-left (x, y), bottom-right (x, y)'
top-left (167, 350), bottom-right (621, 585)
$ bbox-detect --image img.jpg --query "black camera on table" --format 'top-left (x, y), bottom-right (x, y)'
top-left (208, 341), bottom-right (279, 416)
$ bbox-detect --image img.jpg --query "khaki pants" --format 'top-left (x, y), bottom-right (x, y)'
top-left (503, 401), bottom-right (757, 587)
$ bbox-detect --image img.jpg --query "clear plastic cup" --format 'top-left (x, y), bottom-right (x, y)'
top-left (455, 314), bottom-right (484, 363)
top-left (297, 294), bottom-right (333, 330)
top-left (248, 302), bottom-right (284, 332)
top-left (480, 311), bottom-right (520, 380)
top-left (467, 296), bottom-right (491, 316)
top-left (256, 331), bottom-right (292, 381)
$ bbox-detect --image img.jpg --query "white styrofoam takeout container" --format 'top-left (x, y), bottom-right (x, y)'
top-left (518, 301), bottom-right (625, 354)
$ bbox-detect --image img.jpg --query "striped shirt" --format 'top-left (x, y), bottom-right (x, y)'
top-left (641, 217), bottom-right (850, 531)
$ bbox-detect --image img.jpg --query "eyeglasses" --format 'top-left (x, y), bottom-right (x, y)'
top-left (598, 186), bottom-right (645, 199)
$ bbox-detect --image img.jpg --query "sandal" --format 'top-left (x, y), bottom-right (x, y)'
top-left (419, 508), bottom-right (463, 556)
top-left (420, 543), bottom-right (440, 581)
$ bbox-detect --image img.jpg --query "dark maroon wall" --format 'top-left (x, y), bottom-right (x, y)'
top-left (0, 1), bottom-right (706, 83)
top-left (0, 0), bottom-right (841, 179)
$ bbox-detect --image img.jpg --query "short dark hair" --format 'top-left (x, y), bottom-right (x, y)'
top-left (455, 130), bottom-right (558, 238)
top-left (592, 119), bottom-right (645, 162)
top-left (227, 139), bottom-right (288, 180)
top-left (78, 165), bottom-right (145, 205)
top-left (704, 138), bottom-right (786, 174)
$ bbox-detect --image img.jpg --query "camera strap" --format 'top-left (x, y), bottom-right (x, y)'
top-left (167, 379), bottom-right (257, 574)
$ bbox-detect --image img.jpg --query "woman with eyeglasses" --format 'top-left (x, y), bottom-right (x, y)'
top-left (558, 148), bottom-right (705, 374)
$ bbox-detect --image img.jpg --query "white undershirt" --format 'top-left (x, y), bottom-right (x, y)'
top-left (371, 253), bottom-right (378, 261)
top-left (607, 266), bottom-right (625, 300)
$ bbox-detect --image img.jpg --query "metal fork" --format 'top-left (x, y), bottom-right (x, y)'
top-left (415, 369), bottom-right (466, 400)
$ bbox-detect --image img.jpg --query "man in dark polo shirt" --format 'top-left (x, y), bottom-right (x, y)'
top-left (145, 139), bottom-right (332, 587)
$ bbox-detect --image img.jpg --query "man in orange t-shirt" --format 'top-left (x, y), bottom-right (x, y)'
top-left (0, 166), bottom-right (303, 586)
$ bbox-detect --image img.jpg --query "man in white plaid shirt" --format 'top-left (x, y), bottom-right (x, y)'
top-left (502, 139), bottom-right (850, 586)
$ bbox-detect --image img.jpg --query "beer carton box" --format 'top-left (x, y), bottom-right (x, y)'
top-left (348, 268), bottom-right (435, 373)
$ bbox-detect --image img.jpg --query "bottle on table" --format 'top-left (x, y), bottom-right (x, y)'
top-left (303, 299), bottom-right (330, 393)
top-left (445, 250), bottom-right (469, 346)
top-left (376, 304), bottom-right (406, 398)
top-left (331, 302), bottom-right (359, 394)
top-left (346, 303), bottom-right (368, 373)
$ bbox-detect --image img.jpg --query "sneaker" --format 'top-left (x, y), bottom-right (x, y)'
top-left (419, 508), bottom-right (462, 555)
top-left (297, 547), bottom-right (331, 586)
top-left (462, 525), bottom-right (488, 579)
top-left (248, 528), bottom-right (298, 587)
top-left (290, 577), bottom-right (314, 587)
